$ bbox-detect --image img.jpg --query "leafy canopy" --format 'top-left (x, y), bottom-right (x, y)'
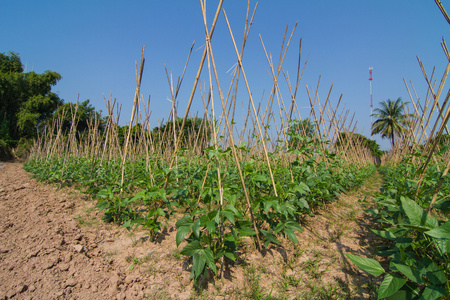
top-left (51, 100), bottom-right (105, 133)
top-left (152, 117), bottom-right (212, 150)
top-left (0, 51), bottom-right (62, 143)
top-left (371, 98), bottom-right (411, 147)
top-left (336, 132), bottom-right (383, 157)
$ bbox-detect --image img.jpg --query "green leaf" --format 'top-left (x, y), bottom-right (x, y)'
top-left (292, 182), bottom-right (310, 194)
top-left (419, 285), bottom-right (447, 300)
top-left (181, 240), bottom-right (203, 256)
top-left (377, 273), bottom-right (406, 299)
top-left (400, 197), bottom-right (436, 229)
top-left (390, 262), bottom-right (423, 284)
top-left (283, 228), bottom-right (298, 244)
top-left (386, 227), bottom-right (408, 237)
top-left (175, 215), bottom-right (192, 228)
top-left (96, 200), bottom-right (110, 211)
top-left (192, 219), bottom-right (201, 238)
top-left (184, 242), bottom-right (217, 280)
top-left (371, 229), bottom-right (397, 240)
top-left (224, 204), bottom-right (241, 216)
top-left (418, 258), bottom-right (446, 285)
top-left (400, 196), bottom-right (425, 225)
top-left (176, 226), bottom-right (192, 247)
top-left (205, 220), bottom-right (216, 234)
top-left (378, 198), bottom-right (400, 210)
top-left (425, 221), bottom-right (450, 239)
top-left (399, 223), bottom-right (432, 233)
top-left (433, 238), bottom-right (450, 255)
top-left (203, 247), bottom-right (217, 274)
top-left (122, 219), bottom-right (133, 229)
top-left (384, 282), bottom-right (420, 300)
top-left (263, 200), bottom-right (275, 215)
top-left (253, 174), bottom-right (268, 183)
top-left (208, 209), bottom-right (220, 224)
top-left (237, 227), bottom-right (256, 237)
top-left (155, 207), bottom-right (165, 216)
top-left (394, 237), bottom-right (413, 251)
top-left (222, 211), bottom-right (235, 225)
top-left (191, 252), bottom-right (206, 280)
top-left (285, 221), bottom-right (303, 232)
top-left (345, 254), bottom-right (385, 277)
top-left (260, 229), bottom-right (279, 248)
top-left (298, 198), bottom-right (309, 209)
top-left (224, 251), bottom-right (236, 261)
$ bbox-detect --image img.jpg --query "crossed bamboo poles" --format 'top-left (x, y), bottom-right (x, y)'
top-left (32, 0), bottom-right (366, 187)
top-left (31, 1), bottom-right (383, 254)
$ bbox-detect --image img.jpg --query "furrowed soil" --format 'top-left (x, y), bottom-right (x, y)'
top-left (0, 162), bottom-right (383, 299)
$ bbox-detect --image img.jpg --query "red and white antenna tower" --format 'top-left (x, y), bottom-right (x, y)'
top-left (369, 67), bottom-right (373, 127)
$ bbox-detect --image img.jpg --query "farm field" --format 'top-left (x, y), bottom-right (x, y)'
top-left (1, 2), bottom-right (450, 299)
top-left (3, 139), bottom-right (448, 300)
top-left (1, 161), bottom-right (385, 299)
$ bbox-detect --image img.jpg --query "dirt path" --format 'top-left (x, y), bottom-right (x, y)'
top-left (0, 162), bottom-right (383, 299)
top-left (0, 163), bottom-right (151, 300)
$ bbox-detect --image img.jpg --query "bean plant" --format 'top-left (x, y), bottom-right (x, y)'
top-left (346, 148), bottom-right (450, 299)
top-left (24, 138), bottom-right (376, 284)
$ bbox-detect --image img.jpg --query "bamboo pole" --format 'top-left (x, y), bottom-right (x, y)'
top-left (201, 7), bottom-right (223, 206)
top-left (435, 0), bottom-right (450, 25)
top-left (121, 46), bottom-right (145, 188)
top-left (164, 0), bottom-right (223, 189)
top-left (223, 8), bottom-right (278, 197)
top-left (201, 2), bottom-right (262, 252)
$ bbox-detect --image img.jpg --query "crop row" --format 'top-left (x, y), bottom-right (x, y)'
top-left (347, 147), bottom-right (450, 299)
top-left (24, 138), bottom-right (375, 282)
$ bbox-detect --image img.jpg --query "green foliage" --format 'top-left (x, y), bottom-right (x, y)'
top-left (0, 51), bottom-right (23, 73)
top-left (0, 139), bottom-right (12, 160)
top-left (347, 151), bottom-right (450, 299)
top-left (336, 132), bottom-right (383, 157)
top-left (24, 136), bottom-right (375, 286)
top-left (152, 117), bottom-right (211, 151)
top-left (96, 185), bottom-right (140, 224)
top-left (51, 99), bottom-right (105, 133)
top-left (345, 254), bottom-right (385, 277)
top-left (176, 205), bottom-right (249, 283)
top-left (0, 51), bottom-right (62, 147)
top-left (371, 98), bottom-right (411, 147)
top-left (117, 123), bottom-right (144, 147)
top-left (430, 134), bottom-right (450, 152)
top-left (287, 119), bottom-right (315, 150)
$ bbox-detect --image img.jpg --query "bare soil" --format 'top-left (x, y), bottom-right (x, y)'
top-left (0, 162), bottom-right (383, 299)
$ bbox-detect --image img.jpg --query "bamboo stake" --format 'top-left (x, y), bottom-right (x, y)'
top-left (203, 5), bottom-right (262, 251)
top-left (201, 7), bottom-right (223, 207)
top-left (223, 8), bottom-right (278, 197)
top-left (121, 46), bottom-right (145, 188)
top-left (218, 1), bottom-right (257, 143)
top-left (164, 0), bottom-right (223, 189)
top-left (435, 0), bottom-right (450, 25)
top-left (59, 96), bottom-right (79, 188)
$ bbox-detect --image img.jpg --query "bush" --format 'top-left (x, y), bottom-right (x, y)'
top-left (0, 139), bottom-right (12, 161)
top-left (12, 138), bottom-right (33, 160)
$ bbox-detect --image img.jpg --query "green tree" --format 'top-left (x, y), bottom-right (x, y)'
top-left (371, 98), bottom-right (410, 147)
top-left (51, 100), bottom-right (104, 133)
top-left (117, 123), bottom-right (143, 147)
top-left (0, 51), bottom-right (23, 73)
top-left (0, 51), bottom-right (62, 143)
top-left (152, 117), bottom-right (212, 150)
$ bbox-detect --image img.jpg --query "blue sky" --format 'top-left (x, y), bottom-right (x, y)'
top-left (1, 1), bottom-right (449, 150)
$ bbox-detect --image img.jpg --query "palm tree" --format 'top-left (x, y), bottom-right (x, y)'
top-left (371, 98), bottom-right (410, 147)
